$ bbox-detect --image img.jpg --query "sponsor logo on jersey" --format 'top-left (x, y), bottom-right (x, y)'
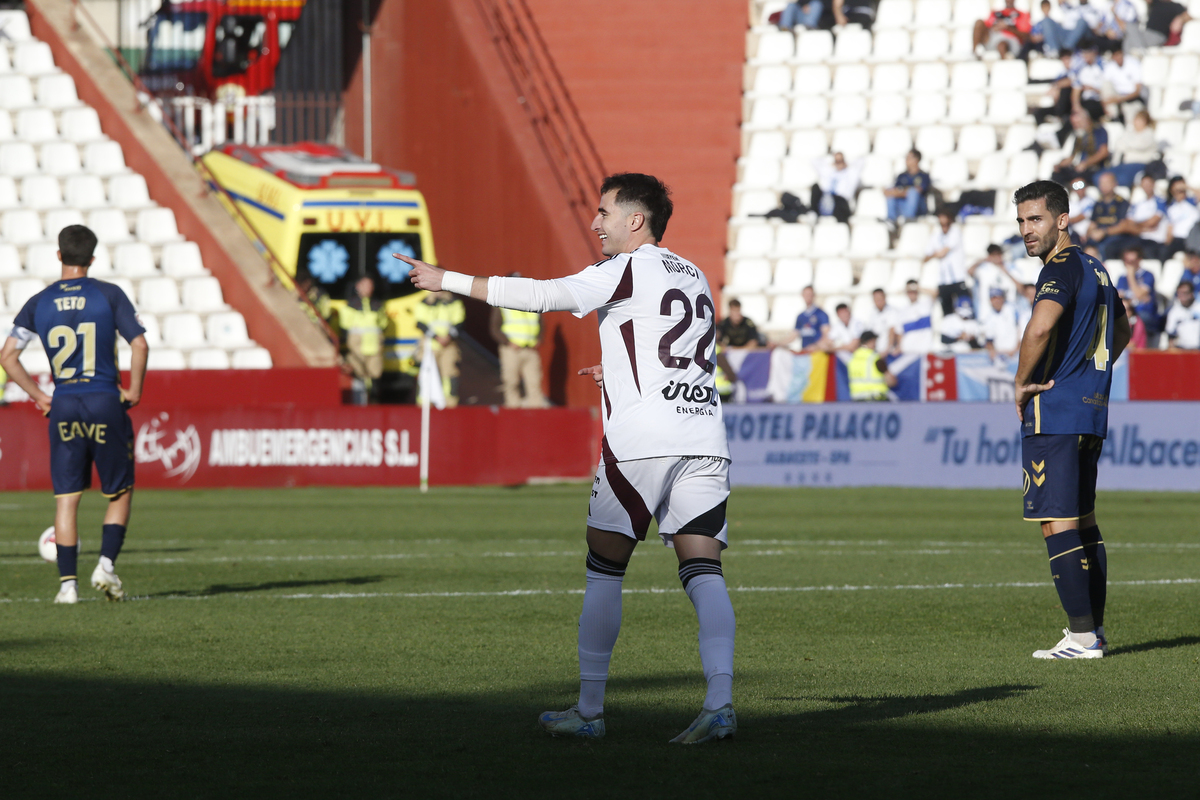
top-left (662, 381), bottom-right (717, 406)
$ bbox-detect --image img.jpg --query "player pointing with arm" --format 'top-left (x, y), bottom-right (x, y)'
top-left (0, 225), bottom-right (148, 604)
top-left (1012, 181), bottom-right (1131, 659)
top-left (395, 174), bottom-right (736, 743)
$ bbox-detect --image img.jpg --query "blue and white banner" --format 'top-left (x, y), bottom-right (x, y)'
top-left (725, 402), bottom-right (1200, 491)
top-left (954, 352), bottom-right (1130, 403)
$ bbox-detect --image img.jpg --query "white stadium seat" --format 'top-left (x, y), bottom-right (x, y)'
top-left (907, 93), bottom-right (947, 125)
top-left (1008, 151), bottom-right (1039, 186)
top-left (930, 154), bottom-right (970, 188)
top-left (860, 154), bottom-right (897, 187)
top-left (745, 96), bottom-right (789, 130)
top-left (7, 278), bottom-right (46, 310)
top-left (138, 277), bottom-right (181, 313)
top-left (166, 313), bottom-right (209, 350)
top-left (961, 222), bottom-right (993, 256)
top-left (951, 62), bottom-right (988, 92)
top-left (832, 28), bottom-right (873, 63)
top-left (1142, 54), bottom-right (1171, 85)
top-left (19, 348), bottom-right (51, 374)
top-left (14, 41), bottom-right (55, 75)
top-left (40, 141), bottom-right (82, 176)
top-left (957, 124), bottom-right (998, 159)
top-left (990, 59), bottom-right (1028, 91)
top-left (109, 174), bottom-right (154, 209)
top-left (875, 0), bottom-right (913, 28)
top-left (747, 131), bottom-right (787, 160)
top-left (790, 95), bottom-right (828, 127)
top-left (830, 127), bottom-right (870, 159)
top-left (1180, 19), bottom-right (1200, 51)
top-left (947, 92), bottom-right (986, 125)
top-left (0, 75), bottom-right (34, 109)
top-left (88, 244), bottom-right (114, 276)
top-left (0, 176), bottom-right (17, 209)
top-left (0, 142), bottom-right (38, 176)
top-left (1168, 54), bottom-right (1199, 86)
top-left (753, 30), bottom-right (795, 63)
top-left (832, 64), bottom-right (871, 94)
top-left (987, 90), bottom-right (1029, 124)
top-left (915, 125), bottom-right (956, 158)
top-left (727, 258), bottom-right (772, 293)
top-left (147, 348), bottom-right (187, 370)
top-left (189, 348), bottom-right (231, 369)
top-left (0, 10), bottom-right (33, 42)
top-left (873, 126), bottom-right (913, 159)
top-left (206, 312), bottom-right (252, 349)
top-left (781, 154), bottom-right (820, 186)
top-left (887, 258), bottom-right (922, 292)
top-left (915, 0), bottom-right (952, 27)
top-left (182, 276), bottom-right (227, 312)
top-left (748, 64), bottom-right (792, 95)
top-left (16, 108), bottom-right (58, 142)
top-left (739, 157), bottom-right (780, 189)
top-left (0, 110), bottom-right (13, 141)
top-left (87, 208), bottom-right (133, 243)
top-left (2, 209), bottom-right (43, 244)
top-left (848, 221), bottom-right (890, 258)
top-left (910, 27), bottom-right (949, 59)
top-left (872, 29), bottom-right (910, 61)
top-left (84, 141), bottom-right (127, 176)
top-left (231, 347), bottom-right (273, 369)
top-left (857, 259), bottom-right (892, 294)
top-left (0, 244), bottom-right (22, 278)
top-left (136, 207), bottom-right (183, 244)
top-left (60, 108), bottom-right (104, 143)
top-left (813, 257), bottom-right (854, 294)
top-left (1002, 123), bottom-right (1037, 154)
top-left (828, 95), bottom-right (868, 127)
top-left (733, 188), bottom-right (777, 217)
top-left (793, 64), bottom-right (831, 93)
top-left (113, 243), bottom-right (159, 278)
top-left (853, 188), bottom-right (888, 219)
top-left (871, 63), bottom-right (909, 93)
top-left (893, 224), bottom-right (931, 258)
top-left (64, 174), bottom-right (107, 209)
top-left (789, 129), bottom-right (828, 158)
top-left (774, 223), bottom-right (812, 257)
top-left (869, 94), bottom-right (907, 126)
top-left (20, 175), bottom-right (62, 209)
top-left (736, 294), bottom-right (770, 327)
top-left (911, 62), bottom-right (949, 92)
top-left (44, 209), bottom-right (84, 241)
top-left (771, 257), bottom-right (813, 293)
top-left (36, 74), bottom-right (79, 109)
top-left (811, 222), bottom-right (850, 257)
top-left (733, 222), bottom-right (774, 256)
top-left (973, 153), bottom-right (1009, 188)
top-left (137, 313), bottom-right (163, 347)
top-left (953, 0), bottom-right (991, 26)
top-left (767, 294), bottom-right (806, 330)
top-left (25, 243), bottom-right (60, 279)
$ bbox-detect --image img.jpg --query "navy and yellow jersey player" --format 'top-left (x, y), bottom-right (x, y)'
top-left (0, 225), bottom-right (149, 605)
top-left (1012, 181), bottom-right (1132, 660)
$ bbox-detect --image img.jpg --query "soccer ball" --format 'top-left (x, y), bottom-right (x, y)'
top-left (38, 527), bottom-right (80, 564)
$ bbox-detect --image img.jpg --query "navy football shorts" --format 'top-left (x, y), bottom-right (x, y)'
top-left (1021, 433), bottom-right (1103, 522)
top-left (48, 392), bottom-right (134, 498)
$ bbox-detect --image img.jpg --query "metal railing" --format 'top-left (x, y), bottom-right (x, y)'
top-left (473, 0), bottom-right (607, 253)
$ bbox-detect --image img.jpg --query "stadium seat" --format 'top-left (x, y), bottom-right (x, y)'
top-left (0, 75), bottom-right (34, 109)
top-left (908, 93), bottom-right (947, 125)
top-left (20, 175), bottom-right (62, 209)
top-left (16, 108), bottom-right (58, 142)
top-left (1002, 123), bottom-right (1037, 154)
top-left (60, 108), bottom-right (104, 143)
top-left (136, 313), bottom-right (163, 347)
top-left (747, 131), bottom-right (787, 160)
top-left (793, 64), bottom-right (831, 93)
top-left (745, 97), bottom-right (789, 130)
top-left (1168, 54), bottom-right (1199, 86)
top-left (733, 188), bottom-right (777, 217)
top-left (44, 209), bottom-right (84, 241)
top-left (1158, 86), bottom-right (1195, 120)
top-left (1180, 19), bottom-right (1200, 51)
top-left (875, 0), bottom-right (913, 29)
top-left (848, 221), bottom-right (890, 258)
top-left (739, 157), bottom-right (780, 189)
top-left (873, 126), bottom-right (913, 159)
top-left (13, 41), bottom-right (55, 75)
top-left (84, 141), bottom-right (127, 176)
top-left (857, 259), bottom-right (892, 294)
top-left (0, 244), bottom-right (22, 278)
top-left (990, 59), bottom-right (1028, 91)
top-left (915, 125), bottom-right (956, 158)
top-left (833, 63), bottom-right (871, 94)
top-left (748, 64), bottom-right (791, 95)
top-left (911, 62), bottom-right (950, 93)
top-left (147, 348), bottom-right (186, 370)
top-left (789, 95), bottom-right (829, 127)
top-left (953, 0), bottom-right (991, 26)
top-left (828, 95), bottom-right (868, 127)
top-left (795, 29), bottom-right (835, 63)
top-left (40, 141), bottom-right (81, 176)
top-left (886, 259), bottom-right (920, 293)
top-left (811, 221), bottom-right (850, 257)
top-left (774, 223), bottom-right (812, 257)
top-left (930, 154), bottom-right (969, 189)
top-left (182, 276), bottom-right (227, 312)
top-left (1008, 151), bottom-right (1039, 186)
top-left (1142, 54), bottom-right (1171, 86)
top-left (871, 62), bottom-right (910, 93)
top-left (188, 348), bottom-right (231, 369)
top-left (162, 313), bottom-right (206, 349)
top-left (1157, 120), bottom-right (1186, 150)
top-left (0, 9), bottom-right (33, 42)
top-left (0, 176), bottom-right (16, 210)
top-left (25, 243), bottom-right (60, 279)
top-left (957, 124), bottom-right (998, 159)
top-left (231, 347), bottom-right (273, 369)
top-left (789, 129), bottom-right (828, 158)
top-left (973, 153), bottom-right (1009, 189)
top-left (961, 222), bottom-right (992, 256)
top-left (893, 223), bottom-right (931, 258)
top-left (733, 222), bottom-right (774, 256)
top-left (949, 26), bottom-right (975, 58)
top-left (0, 142), bottom-right (38, 176)
top-left (1183, 120), bottom-right (1200, 152)
top-left (727, 258), bottom-right (772, 294)
top-left (832, 27), bottom-right (873, 63)
top-left (950, 62), bottom-right (988, 92)
top-left (909, 27), bottom-right (949, 59)
top-left (113, 243), bottom-right (159, 278)
top-left (0, 110), bottom-right (12, 141)
top-left (64, 174), bottom-right (107, 209)
top-left (109, 174), bottom-right (154, 209)
top-left (736, 293), bottom-right (770, 328)
top-left (7, 278), bottom-right (46, 310)
top-left (853, 188), bottom-right (888, 220)
top-left (947, 92), bottom-right (985, 124)
top-left (872, 28), bottom-right (910, 61)
top-left (986, 90), bottom-right (1029, 125)
top-left (829, 127), bottom-right (870, 159)
top-left (87, 208), bottom-right (132, 243)
top-left (138, 276), bottom-right (181, 313)
top-left (36, 74), bottom-right (79, 109)
top-left (767, 294), bottom-right (805, 330)
top-left (914, 0), bottom-right (952, 27)
top-left (1161, 259), bottom-right (1186, 296)
top-left (2, 209), bottom-right (43, 244)
top-left (771, 257), bottom-right (813, 293)
top-left (813, 257), bottom-right (854, 294)
top-left (88, 243), bottom-right (114, 276)
top-left (780, 154), bottom-right (820, 186)
top-left (860, 154), bottom-right (897, 187)
top-left (206, 311), bottom-right (251, 348)
top-left (752, 30), bottom-right (795, 63)
top-left (869, 94), bottom-right (907, 126)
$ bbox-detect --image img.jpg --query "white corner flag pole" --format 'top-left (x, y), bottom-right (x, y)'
top-left (419, 339), bottom-right (432, 493)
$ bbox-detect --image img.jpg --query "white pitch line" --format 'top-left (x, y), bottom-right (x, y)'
top-left (4, 577), bottom-right (1200, 604)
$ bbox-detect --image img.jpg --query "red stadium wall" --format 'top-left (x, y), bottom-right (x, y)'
top-left (340, 0), bottom-right (745, 406)
top-left (1128, 351), bottom-right (1200, 400)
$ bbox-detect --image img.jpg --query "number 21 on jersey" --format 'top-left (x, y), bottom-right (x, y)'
top-left (47, 322), bottom-right (96, 379)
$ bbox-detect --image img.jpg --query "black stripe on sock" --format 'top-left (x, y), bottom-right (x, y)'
top-left (678, 557), bottom-right (723, 589)
top-left (586, 549), bottom-right (628, 578)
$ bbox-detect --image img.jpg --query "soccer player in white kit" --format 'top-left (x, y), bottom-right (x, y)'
top-left (397, 173), bottom-right (736, 743)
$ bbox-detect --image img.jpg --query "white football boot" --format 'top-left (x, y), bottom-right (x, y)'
top-left (54, 583), bottom-right (78, 604)
top-left (91, 562), bottom-right (125, 601)
top-left (670, 704), bottom-right (737, 744)
top-left (1032, 629), bottom-right (1106, 659)
top-left (538, 706), bottom-right (605, 739)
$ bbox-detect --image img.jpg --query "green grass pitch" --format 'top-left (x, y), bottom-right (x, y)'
top-left (2, 485), bottom-right (1198, 798)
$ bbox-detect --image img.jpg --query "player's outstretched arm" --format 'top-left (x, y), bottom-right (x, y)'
top-left (0, 337), bottom-right (51, 414)
top-left (122, 334), bottom-right (148, 408)
top-left (1013, 300), bottom-right (1064, 422)
top-left (394, 254), bottom-right (489, 301)
top-left (395, 253), bottom-right (585, 314)
top-left (578, 365), bottom-right (603, 390)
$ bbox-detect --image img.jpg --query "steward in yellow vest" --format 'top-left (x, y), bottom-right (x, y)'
top-left (490, 294), bottom-right (546, 407)
top-left (848, 331), bottom-right (896, 401)
top-left (338, 276), bottom-right (388, 404)
top-left (415, 291), bottom-right (466, 407)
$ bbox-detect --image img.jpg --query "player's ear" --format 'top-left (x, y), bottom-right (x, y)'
top-left (1057, 212), bottom-right (1070, 231)
top-left (56, 250), bottom-right (62, 263)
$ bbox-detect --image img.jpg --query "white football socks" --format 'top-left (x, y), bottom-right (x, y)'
top-left (98, 556), bottom-right (115, 574)
top-left (577, 568), bottom-right (623, 719)
top-left (684, 573), bottom-right (736, 710)
top-left (60, 579), bottom-right (78, 592)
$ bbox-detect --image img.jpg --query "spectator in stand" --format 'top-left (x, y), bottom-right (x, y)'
top-left (827, 303), bottom-right (863, 352)
top-left (810, 151), bottom-right (863, 225)
top-left (1016, 282), bottom-right (1038, 340)
top-left (1102, 50), bottom-right (1146, 123)
top-left (790, 285), bottom-right (830, 353)
top-left (716, 299), bottom-right (766, 348)
top-left (1041, 0), bottom-right (1090, 55)
top-left (883, 149), bottom-right (931, 226)
top-left (1087, 171), bottom-right (1132, 257)
top-left (1164, 177), bottom-right (1200, 259)
top-left (1112, 0), bottom-right (1153, 51)
top-left (973, 0), bottom-right (1031, 59)
top-left (983, 287), bottom-right (1021, 360)
top-left (833, 0), bottom-right (877, 29)
top-left (924, 210), bottom-right (969, 316)
top-left (1116, 245), bottom-right (1163, 346)
top-left (1144, 0), bottom-right (1191, 47)
top-left (1052, 108), bottom-right (1110, 186)
top-left (865, 288), bottom-right (898, 354)
top-left (847, 332), bottom-right (896, 401)
top-left (1180, 250), bottom-right (1200, 294)
top-left (1081, 1), bottom-right (1124, 52)
top-left (968, 244), bottom-right (1010, 320)
top-left (778, 1), bottom-right (824, 31)
top-left (1070, 44), bottom-right (1107, 122)
top-left (1067, 178), bottom-right (1095, 242)
top-left (1121, 173), bottom-right (1170, 260)
top-left (1107, 110), bottom-right (1157, 187)
top-left (939, 297), bottom-right (982, 353)
top-left (1122, 297), bottom-right (1148, 348)
top-left (896, 279), bottom-right (934, 354)
top-left (1023, 0), bottom-right (1055, 57)
top-left (1165, 281), bottom-right (1200, 349)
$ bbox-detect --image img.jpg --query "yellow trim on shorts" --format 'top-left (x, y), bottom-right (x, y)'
top-left (1023, 509), bottom-right (1095, 523)
top-left (60, 575), bottom-right (76, 581)
top-left (102, 485), bottom-right (134, 499)
top-left (53, 491), bottom-right (85, 498)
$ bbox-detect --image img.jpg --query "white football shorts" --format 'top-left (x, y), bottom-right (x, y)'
top-left (587, 455), bottom-right (730, 548)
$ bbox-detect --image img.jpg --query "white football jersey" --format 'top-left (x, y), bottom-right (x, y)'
top-left (559, 244), bottom-right (730, 463)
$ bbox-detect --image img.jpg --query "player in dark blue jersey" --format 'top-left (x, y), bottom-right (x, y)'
top-left (1013, 181), bottom-right (1131, 659)
top-left (0, 226), bottom-right (148, 604)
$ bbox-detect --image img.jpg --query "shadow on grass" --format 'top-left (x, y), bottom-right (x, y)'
top-left (2, 674), bottom-right (1196, 799)
top-left (143, 575), bottom-right (387, 598)
top-left (1110, 635), bottom-right (1200, 657)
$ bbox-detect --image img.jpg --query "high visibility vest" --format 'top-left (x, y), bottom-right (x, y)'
top-left (848, 346), bottom-right (888, 401)
top-left (339, 300), bottom-right (387, 357)
top-left (415, 297), bottom-right (465, 338)
top-left (501, 309), bottom-right (540, 348)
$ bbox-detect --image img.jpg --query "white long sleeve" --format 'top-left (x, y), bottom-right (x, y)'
top-left (486, 275), bottom-right (584, 314)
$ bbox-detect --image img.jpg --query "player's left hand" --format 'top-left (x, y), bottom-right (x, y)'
top-left (578, 365), bottom-right (603, 389)
top-left (120, 387), bottom-right (141, 409)
top-left (394, 253), bottom-right (444, 292)
top-left (1015, 379), bottom-right (1054, 422)
top-left (32, 390), bottom-right (51, 416)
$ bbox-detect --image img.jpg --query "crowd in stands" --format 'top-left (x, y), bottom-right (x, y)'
top-left (728, 0), bottom-right (1200, 367)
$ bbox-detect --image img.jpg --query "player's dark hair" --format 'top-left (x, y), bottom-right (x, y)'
top-left (600, 173), bottom-right (673, 241)
top-left (1014, 180), bottom-right (1070, 218)
top-left (59, 224), bottom-right (97, 267)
